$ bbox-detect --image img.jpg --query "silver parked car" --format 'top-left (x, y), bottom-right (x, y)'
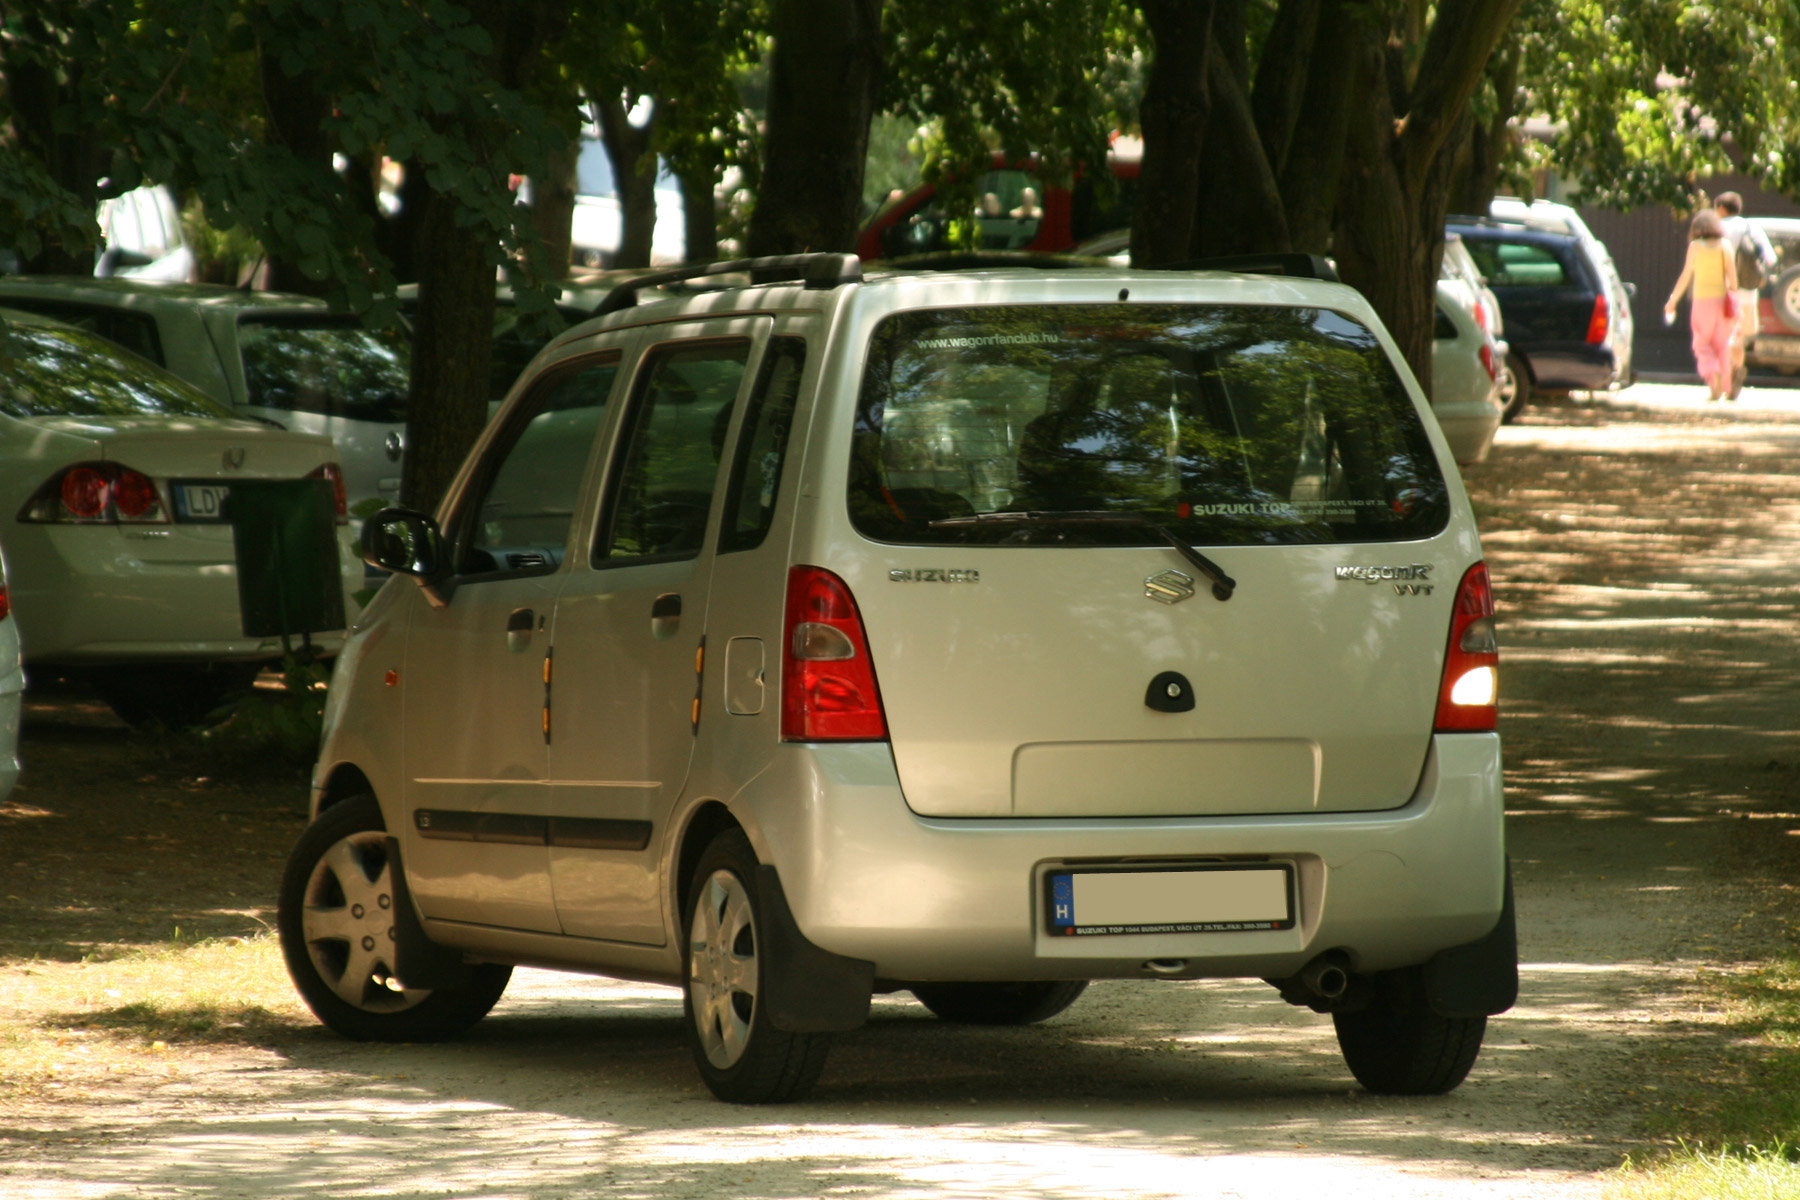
top-left (280, 254), bottom-right (1514, 1104)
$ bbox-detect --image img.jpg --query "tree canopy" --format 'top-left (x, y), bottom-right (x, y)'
top-left (6, 0), bottom-right (1796, 508)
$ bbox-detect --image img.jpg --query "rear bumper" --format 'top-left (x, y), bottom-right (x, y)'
top-left (1519, 343), bottom-right (1617, 391)
top-left (737, 733), bottom-right (1506, 983)
top-left (7, 523), bottom-right (355, 665)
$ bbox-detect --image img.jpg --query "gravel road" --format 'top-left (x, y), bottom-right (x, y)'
top-left (5, 382), bottom-right (1799, 1199)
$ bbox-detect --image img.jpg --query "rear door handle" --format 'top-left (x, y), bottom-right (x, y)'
top-left (507, 607), bottom-right (535, 653)
top-left (651, 593), bottom-right (681, 640)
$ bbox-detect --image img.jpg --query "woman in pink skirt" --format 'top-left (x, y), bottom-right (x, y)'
top-left (1664, 209), bottom-right (1740, 401)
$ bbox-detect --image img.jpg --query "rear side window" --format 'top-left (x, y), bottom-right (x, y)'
top-left (0, 322), bottom-right (231, 419)
top-left (849, 304), bottom-right (1448, 547)
top-left (238, 317), bottom-right (410, 421)
top-left (1465, 239), bottom-right (1570, 287)
top-left (719, 337), bottom-right (805, 554)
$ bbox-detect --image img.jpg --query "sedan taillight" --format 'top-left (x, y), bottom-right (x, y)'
top-left (0, 584), bottom-right (9, 622)
top-left (308, 463), bottom-right (349, 524)
top-left (1435, 563), bottom-right (1499, 732)
top-left (18, 462), bottom-right (168, 525)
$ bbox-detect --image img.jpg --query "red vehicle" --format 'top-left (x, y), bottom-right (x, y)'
top-left (856, 141), bottom-right (1142, 262)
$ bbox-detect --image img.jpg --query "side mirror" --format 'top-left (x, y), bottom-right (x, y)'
top-left (362, 507), bottom-right (446, 579)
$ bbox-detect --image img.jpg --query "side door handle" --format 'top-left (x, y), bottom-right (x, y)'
top-left (507, 607), bottom-right (536, 653)
top-left (651, 593), bottom-right (682, 640)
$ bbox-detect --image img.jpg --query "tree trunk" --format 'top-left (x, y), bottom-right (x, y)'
top-left (677, 153), bottom-right (719, 263)
top-left (1250, 0), bottom-right (1322, 180)
top-left (1191, 35), bottom-right (1291, 259)
top-left (5, 48), bottom-right (104, 275)
top-left (595, 94), bottom-right (657, 269)
top-left (529, 133), bottom-right (579, 279)
top-left (1277, 0), bottom-right (1359, 254)
top-left (746, 0), bottom-right (882, 257)
top-left (1130, 0), bottom-right (1214, 268)
top-left (401, 187), bottom-right (497, 514)
top-left (1330, 0), bottom-right (1523, 397)
top-left (258, 47), bottom-right (335, 297)
top-left (1448, 40), bottom-right (1519, 216)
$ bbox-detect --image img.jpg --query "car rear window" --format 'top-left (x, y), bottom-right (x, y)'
top-left (0, 321), bottom-right (233, 419)
top-left (849, 303), bottom-right (1449, 547)
top-left (238, 317), bottom-right (410, 422)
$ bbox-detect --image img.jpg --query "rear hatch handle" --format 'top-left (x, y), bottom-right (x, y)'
top-left (929, 511), bottom-right (1236, 601)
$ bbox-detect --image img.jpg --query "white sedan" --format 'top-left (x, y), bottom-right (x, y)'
top-left (0, 308), bottom-right (360, 728)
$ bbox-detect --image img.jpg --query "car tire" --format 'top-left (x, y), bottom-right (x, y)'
top-left (683, 828), bottom-right (831, 1104)
top-left (1501, 352), bottom-right (1533, 423)
top-left (1332, 965), bottom-right (1486, 1095)
top-left (277, 793), bottom-right (511, 1042)
top-left (92, 662), bottom-right (260, 730)
top-left (1773, 267), bottom-right (1800, 333)
top-left (910, 981), bottom-right (1089, 1026)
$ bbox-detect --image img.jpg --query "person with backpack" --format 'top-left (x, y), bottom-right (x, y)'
top-left (1715, 191), bottom-right (1777, 399)
top-left (1665, 209), bottom-right (1740, 402)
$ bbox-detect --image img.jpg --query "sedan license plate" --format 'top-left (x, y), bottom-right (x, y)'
top-left (173, 482), bottom-right (232, 522)
top-left (1046, 865), bottom-right (1294, 936)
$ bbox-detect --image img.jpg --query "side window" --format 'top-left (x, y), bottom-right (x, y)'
top-left (452, 357), bottom-right (619, 577)
top-left (596, 340), bottom-right (750, 565)
top-left (719, 338), bottom-right (806, 554)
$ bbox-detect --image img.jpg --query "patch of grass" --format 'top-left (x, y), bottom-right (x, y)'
top-left (0, 933), bottom-right (307, 1099)
top-left (1609, 1143), bottom-right (1800, 1200)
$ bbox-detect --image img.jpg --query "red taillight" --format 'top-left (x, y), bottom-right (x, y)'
top-left (1473, 300), bottom-right (1490, 334)
top-left (1435, 562), bottom-right (1499, 732)
top-left (61, 467), bottom-right (109, 518)
top-left (781, 565), bottom-right (888, 741)
top-left (1478, 341), bottom-right (1497, 381)
top-left (0, 585), bottom-right (9, 622)
top-left (308, 463), bottom-right (349, 524)
top-left (1584, 294), bottom-right (1609, 345)
top-left (22, 462), bottom-right (167, 525)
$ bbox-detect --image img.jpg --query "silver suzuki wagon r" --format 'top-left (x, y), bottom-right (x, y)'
top-left (279, 253), bottom-right (1513, 1104)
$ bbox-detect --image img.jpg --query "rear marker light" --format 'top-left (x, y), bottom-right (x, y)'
top-left (782, 565), bottom-right (888, 742)
top-left (21, 462), bottom-right (168, 525)
top-left (1435, 562), bottom-right (1499, 732)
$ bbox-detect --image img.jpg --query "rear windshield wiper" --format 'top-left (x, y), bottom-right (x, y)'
top-left (928, 511), bottom-right (1237, 601)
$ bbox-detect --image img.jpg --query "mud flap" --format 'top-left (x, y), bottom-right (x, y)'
top-left (1424, 858), bottom-right (1518, 1018)
top-left (755, 864), bottom-right (876, 1033)
top-left (384, 836), bottom-right (474, 991)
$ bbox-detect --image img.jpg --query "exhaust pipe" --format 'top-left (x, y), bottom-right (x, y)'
top-left (1268, 951), bottom-right (1356, 1013)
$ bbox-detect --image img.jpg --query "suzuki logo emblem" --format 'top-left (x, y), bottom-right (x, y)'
top-left (1145, 569), bottom-right (1196, 604)
top-left (221, 447), bottom-right (246, 471)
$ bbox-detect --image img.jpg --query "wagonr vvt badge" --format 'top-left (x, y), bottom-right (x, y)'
top-left (278, 253), bottom-right (1514, 1103)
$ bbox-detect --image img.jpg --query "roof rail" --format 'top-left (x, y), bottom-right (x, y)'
top-left (591, 253), bottom-right (862, 316)
top-left (1157, 253), bottom-right (1340, 283)
top-left (881, 251), bottom-right (1112, 272)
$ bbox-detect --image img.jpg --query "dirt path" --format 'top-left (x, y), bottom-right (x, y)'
top-left (4, 384), bottom-right (1799, 1198)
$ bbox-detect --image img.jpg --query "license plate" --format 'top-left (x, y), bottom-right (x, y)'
top-left (1045, 865), bottom-right (1294, 936)
top-left (173, 482), bottom-right (232, 522)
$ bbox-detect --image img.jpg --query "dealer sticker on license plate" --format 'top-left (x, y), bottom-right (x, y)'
top-left (1046, 865), bottom-right (1295, 936)
top-left (173, 482), bottom-right (232, 522)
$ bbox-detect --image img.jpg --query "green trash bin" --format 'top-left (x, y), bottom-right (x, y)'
top-left (229, 479), bottom-right (346, 649)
